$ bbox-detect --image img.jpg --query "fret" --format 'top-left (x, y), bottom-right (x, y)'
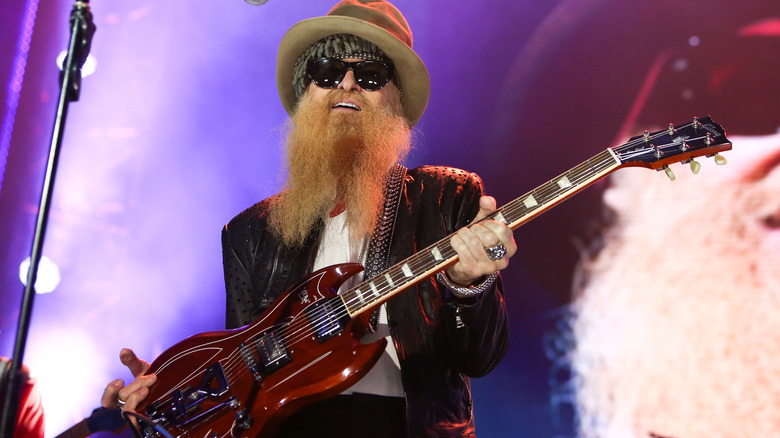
top-left (355, 287), bottom-right (366, 305)
top-left (569, 161), bottom-right (594, 183)
top-left (369, 281), bottom-right (380, 298)
top-left (533, 182), bottom-right (557, 205)
top-left (344, 289), bottom-right (361, 314)
top-left (386, 266), bottom-right (409, 290)
top-left (570, 160), bottom-right (597, 182)
top-left (384, 266), bottom-right (401, 285)
top-left (433, 240), bottom-right (456, 262)
top-left (556, 175), bottom-right (572, 189)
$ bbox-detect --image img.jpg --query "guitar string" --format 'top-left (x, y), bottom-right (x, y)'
top-left (256, 122), bottom-right (717, 363)
top-left (253, 147), bottom-right (619, 355)
top-left (218, 121), bottom-right (716, 384)
top-left (220, 138), bottom-right (714, 389)
top-left (220, 145), bottom-right (622, 384)
top-left (153, 121), bottom-right (719, 407)
top-left (218, 138), bottom-right (660, 384)
top-left (299, 123), bottom-right (715, 328)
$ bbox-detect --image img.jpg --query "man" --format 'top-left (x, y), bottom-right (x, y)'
top-left (101, 1), bottom-right (516, 437)
top-left (571, 17), bottom-right (780, 438)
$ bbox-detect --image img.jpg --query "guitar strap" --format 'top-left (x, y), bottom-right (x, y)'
top-left (360, 163), bottom-right (407, 332)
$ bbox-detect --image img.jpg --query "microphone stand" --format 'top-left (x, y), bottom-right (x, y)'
top-left (0, 1), bottom-right (95, 436)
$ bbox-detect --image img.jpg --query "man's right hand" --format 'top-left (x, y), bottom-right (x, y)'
top-left (101, 348), bottom-right (157, 412)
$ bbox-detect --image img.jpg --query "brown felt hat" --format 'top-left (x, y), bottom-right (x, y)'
top-left (276, 0), bottom-right (430, 126)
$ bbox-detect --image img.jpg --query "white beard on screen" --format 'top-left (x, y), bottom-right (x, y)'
top-left (571, 155), bottom-right (780, 438)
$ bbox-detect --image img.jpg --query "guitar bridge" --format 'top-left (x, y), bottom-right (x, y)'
top-left (239, 341), bottom-right (264, 383)
top-left (144, 362), bottom-right (234, 433)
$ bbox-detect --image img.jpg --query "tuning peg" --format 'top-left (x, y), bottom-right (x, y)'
top-left (693, 116), bottom-right (700, 130)
top-left (714, 154), bottom-right (727, 165)
top-left (653, 144), bottom-right (663, 158)
top-left (667, 123), bottom-right (676, 136)
top-left (643, 130), bottom-right (650, 143)
top-left (689, 159), bottom-right (701, 174)
top-left (662, 165), bottom-right (676, 181)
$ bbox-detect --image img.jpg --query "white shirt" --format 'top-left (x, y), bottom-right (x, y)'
top-left (311, 212), bottom-right (404, 397)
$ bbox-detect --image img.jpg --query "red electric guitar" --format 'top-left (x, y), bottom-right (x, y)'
top-left (125, 117), bottom-right (731, 437)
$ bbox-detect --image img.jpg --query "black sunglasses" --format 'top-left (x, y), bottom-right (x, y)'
top-left (305, 58), bottom-right (395, 91)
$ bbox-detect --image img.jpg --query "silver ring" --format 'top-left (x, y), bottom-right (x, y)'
top-left (485, 243), bottom-right (507, 261)
top-left (116, 396), bottom-right (126, 410)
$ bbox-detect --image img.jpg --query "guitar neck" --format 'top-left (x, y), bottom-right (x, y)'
top-left (340, 149), bottom-right (621, 316)
top-left (340, 115), bottom-right (732, 316)
top-left (490, 149), bottom-right (619, 228)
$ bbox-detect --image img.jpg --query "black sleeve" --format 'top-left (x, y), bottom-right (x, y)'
top-left (222, 222), bottom-right (257, 330)
top-left (437, 171), bottom-right (510, 377)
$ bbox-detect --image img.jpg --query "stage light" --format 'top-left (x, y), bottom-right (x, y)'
top-left (19, 255), bottom-right (61, 294)
top-left (25, 328), bottom-right (110, 437)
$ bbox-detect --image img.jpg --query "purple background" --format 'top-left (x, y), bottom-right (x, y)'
top-left (1, 0), bottom-right (777, 436)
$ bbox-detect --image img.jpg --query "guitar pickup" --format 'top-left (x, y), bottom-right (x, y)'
top-left (305, 297), bottom-right (350, 343)
top-left (254, 330), bottom-right (292, 374)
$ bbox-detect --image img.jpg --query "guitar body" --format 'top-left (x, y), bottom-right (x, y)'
top-left (132, 263), bottom-right (385, 438)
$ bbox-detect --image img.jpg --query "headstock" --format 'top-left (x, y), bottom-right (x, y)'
top-left (612, 116), bottom-right (731, 180)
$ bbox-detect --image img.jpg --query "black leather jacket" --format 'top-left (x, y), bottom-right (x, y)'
top-left (221, 165), bottom-right (510, 437)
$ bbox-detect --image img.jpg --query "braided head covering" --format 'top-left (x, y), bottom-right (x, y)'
top-left (291, 33), bottom-right (396, 100)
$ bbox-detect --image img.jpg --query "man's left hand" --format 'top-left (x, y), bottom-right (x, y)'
top-left (446, 195), bottom-right (517, 286)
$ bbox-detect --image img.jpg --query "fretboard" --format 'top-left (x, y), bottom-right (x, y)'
top-left (339, 149), bottom-right (621, 317)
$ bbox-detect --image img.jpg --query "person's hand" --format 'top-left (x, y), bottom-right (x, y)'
top-left (446, 195), bottom-right (517, 286)
top-left (101, 348), bottom-right (157, 413)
